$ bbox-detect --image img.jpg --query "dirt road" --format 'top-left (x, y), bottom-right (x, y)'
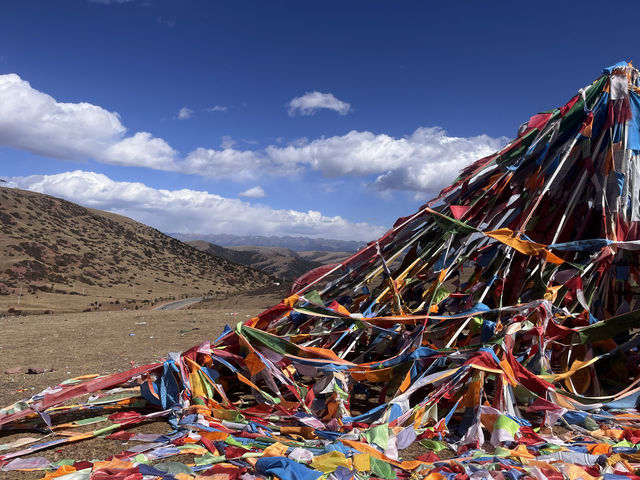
top-left (152, 296), bottom-right (203, 310)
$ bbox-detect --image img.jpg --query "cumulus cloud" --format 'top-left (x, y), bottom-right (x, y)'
top-left (369, 129), bottom-right (505, 193)
top-left (175, 127), bottom-right (505, 196)
top-left (0, 73), bottom-right (506, 196)
top-left (288, 91), bottom-right (351, 116)
top-left (9, 171), bottom-right (383, 241)
top-left (169, 126), bottom-right (506, 197)
top-left (239, 186), bottom-right (266, 198)
top-left (177, 107), bottom-right (193, 120)
top-left (181, 147), bottom-right (268, 180)
top-left (0, 73), bottom-right (179, 170)
top-left (101, 132), bottom-right (178, 170)
top-left (0, 73), bottom-right (126, 160)
top-left (264, 127), bottom-right (507, 195)
top-left (178, 141), bottom-right (306, 180)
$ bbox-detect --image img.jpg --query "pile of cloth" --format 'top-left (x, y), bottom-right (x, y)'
top-left (4, 62), bottom-right (640, 480)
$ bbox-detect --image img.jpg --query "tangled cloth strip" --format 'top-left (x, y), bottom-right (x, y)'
top-left (5, 61), bottom-right (640, 480)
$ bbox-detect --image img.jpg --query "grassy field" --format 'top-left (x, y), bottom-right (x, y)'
top-left (0, 292), bottom-right (283, 478)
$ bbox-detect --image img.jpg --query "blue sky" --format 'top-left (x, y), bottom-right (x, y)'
top-left (1, 1), bottom-right (638, 241)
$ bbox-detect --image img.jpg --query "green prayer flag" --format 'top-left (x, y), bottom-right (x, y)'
top-left (364, 424), bottom-right (390, 449)
top-left (419, 439), bottom-right (447, 452)
top-left (494, 414), bottom-right (520, 436)
top-left (370, 456), bottom-right (396, 480)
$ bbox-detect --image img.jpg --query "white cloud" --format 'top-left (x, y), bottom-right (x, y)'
top-left (181, 128), bottom-right (504, 195)
top-left (181, 147), bottom-right (268, 180)
top-left (101, 132), bottom-right (178, 170)
top-left (239, 186), bottom-right (266, 198)
top-left (0, 73), bottom-right (506, 197)
top-left (178, 142), bottom-right (306, 180)
top-left (177, 107), bottom-right (193, 120)
top-left (207, 105), bottom-right (228, 112)
top-left (0, 73), bottom-right (126, 161)
top-left (0, 73), bottom-right (179, 170)
top-left (369, 128), bottom-right (507, 193)
top-left (9, 171), bottom-right (383, 241)
top-left (288, 91), bottom-right (351, 116)
top-left (264, 127), bottom-right (507, 195)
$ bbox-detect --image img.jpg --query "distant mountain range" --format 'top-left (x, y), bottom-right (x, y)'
top-left (171, 233), bottom-right (364, 253)
top-left (187, 241), bottom-right (350, 281)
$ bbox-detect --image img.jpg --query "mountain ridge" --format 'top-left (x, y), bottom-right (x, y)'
top-left (172, 232), bottom-right (364, 252)
top-left (187, 241), bottom-right (350, 281)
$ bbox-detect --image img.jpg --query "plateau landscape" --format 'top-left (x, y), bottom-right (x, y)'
top-left (2, 2), bottom-right (640, 480)
top-left (0, 187), bottom-right (278, 314)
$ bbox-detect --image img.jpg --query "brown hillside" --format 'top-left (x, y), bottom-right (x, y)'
top-left (0, 187), bottom-right (274, 314)
top-left (187, 240), bottom-right (329, 281)
top-left (298, 250), bottom-right (352, 265)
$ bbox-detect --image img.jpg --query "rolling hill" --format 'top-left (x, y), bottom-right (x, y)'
top-left (0, 187), bottom-right (275, 314)
top-left (297, 250), bottom-right (353, 265)
top-left (187, 241), bottom-right (350, 281)
top-left (173, 233), bottom-right (364, 252)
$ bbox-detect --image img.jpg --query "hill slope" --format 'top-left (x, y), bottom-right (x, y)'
top-left (0, 187), bottom-right (274, 314)
top-left (187, 240), bottom-right (342, 281)
top-left (173, 233), bottom-right (363, 252)
top-left (297, 250), bottom-right (353, 265)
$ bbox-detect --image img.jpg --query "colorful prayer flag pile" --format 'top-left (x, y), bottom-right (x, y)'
top-left (5, 62), bottom-right (640, 480)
